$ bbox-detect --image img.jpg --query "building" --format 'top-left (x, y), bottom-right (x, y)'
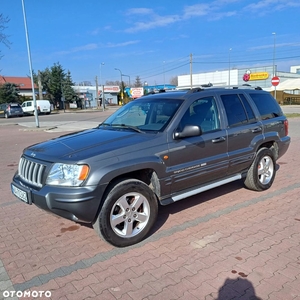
top-left (72, 85), bottom-right (120, 108)
top-left (177, 65), bottom-right (300, 91)
top-left (0, 76), bottom-right (37, 98)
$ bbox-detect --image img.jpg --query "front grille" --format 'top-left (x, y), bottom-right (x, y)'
top-left (18, 157), bottom-right (46, 188)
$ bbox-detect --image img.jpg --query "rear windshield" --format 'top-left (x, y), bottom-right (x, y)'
top-left (9, 103), bottom-right (22, 109)
top-left (249, 93), bottom-right (283, 120)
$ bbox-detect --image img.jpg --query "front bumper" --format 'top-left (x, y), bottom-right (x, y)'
top-left (11, 176), bottom-right (105, 223)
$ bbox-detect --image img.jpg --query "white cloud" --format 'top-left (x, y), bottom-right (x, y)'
top-left (105, 40), bottom-right (140, 48)
top-left (244, 0), bottom-right (300, 13)
top-left (124, 2), bottom-right (238, 33)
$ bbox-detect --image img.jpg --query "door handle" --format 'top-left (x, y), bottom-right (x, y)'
top-left (212, 137), bottom-right (226, 143)
top-left (252, 127), bottom-right (262, 133)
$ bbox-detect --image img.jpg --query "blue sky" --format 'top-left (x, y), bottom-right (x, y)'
top-left (1, 0), bottom-right (300, 86)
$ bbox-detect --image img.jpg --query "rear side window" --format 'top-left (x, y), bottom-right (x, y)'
top-left (220, 94), bottom-right (255, 127)
top-left (249, 93), bottom-right (283, 120)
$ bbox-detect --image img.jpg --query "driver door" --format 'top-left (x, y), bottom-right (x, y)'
top-left (167, 96), bottom-right (228, 193)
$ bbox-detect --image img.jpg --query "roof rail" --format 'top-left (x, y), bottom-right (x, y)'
top-left (226, 85), bottom-right (263, 90)
top-left (186, 83), bottom-right (213, 94)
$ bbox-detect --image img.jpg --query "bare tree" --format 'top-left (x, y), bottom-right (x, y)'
top-left (0, 14), bottom-right (11, 62)
top-left (170, 76), bottom-right (178, 86)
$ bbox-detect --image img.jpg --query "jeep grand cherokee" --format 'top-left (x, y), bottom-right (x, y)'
top-left (11, 86), bottom-right (290, 247)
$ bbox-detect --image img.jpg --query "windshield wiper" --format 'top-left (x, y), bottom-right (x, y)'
top-left (111, 124), bottom-right (144, 133)
top-left (99, 123), bottom-right (144, 133)
top-left (99, 122), bottom-right (111, 127)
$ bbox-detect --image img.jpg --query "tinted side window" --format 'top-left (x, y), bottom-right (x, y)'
top-left (239, 94), bottom-right (256, 122)
top-left (221, 94), bottom-right (248, 127)
top-left (249, 93), bottom-right (283, 120)
top-left (179, 96), bottom-right (220, 133)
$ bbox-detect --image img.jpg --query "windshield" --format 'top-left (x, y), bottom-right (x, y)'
top-left (102, 98), bottom-right (183, 132)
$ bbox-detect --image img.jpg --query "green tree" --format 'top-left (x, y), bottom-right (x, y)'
top-left (133, 76), bottom-right (142, 87)
top-left (63, 71), bottom-right (79, 102)
top-left (33, 68), bottom-right (51, 100)
top-left (48, 63), bottom-right (65, 105)
top-left (33, 63), bottom-right (79, 109)
top-left (0, 83), bottom-right (20, 104)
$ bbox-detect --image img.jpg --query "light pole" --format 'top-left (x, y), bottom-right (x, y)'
top-left (100, 62), bottom-right (105, 85)
top-left (163, 61), bottom-right (165, 89)
top-left (272, 32), bottom-right (277, 100)
top-left (122, 74), bottom-right (131, 87)
top-left (115, 68), bottom-right (123, 104)
top-left (228, 48), bottom-right (232, 86)
top-left (21, 0), bottom-right (39, 127)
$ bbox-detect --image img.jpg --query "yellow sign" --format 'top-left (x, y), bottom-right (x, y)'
top-left (249, 72), bottom-right (269, 81)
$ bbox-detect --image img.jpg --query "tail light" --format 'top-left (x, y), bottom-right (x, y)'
top-left (284, 119), bottom-right (289, 136)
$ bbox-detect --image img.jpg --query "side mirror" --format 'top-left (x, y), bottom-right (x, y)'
top-left (174, 125), bottom-right (202, 139)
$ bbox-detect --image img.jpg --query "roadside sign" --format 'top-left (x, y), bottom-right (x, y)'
top-left (130, 87), bottom-right (144, 99)
top-left (271, 76), bottom-right (280, 86)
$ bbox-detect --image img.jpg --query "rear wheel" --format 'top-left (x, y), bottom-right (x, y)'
top-left (244, 148), bottom-right (276, 191)
top-left (93, 179), bottom-right (158, 247)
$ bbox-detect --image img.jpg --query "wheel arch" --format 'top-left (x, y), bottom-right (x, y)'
top-left (257, 141), bottom-right (279, 160)
top-left (92, 168), bottom-right (161, 224)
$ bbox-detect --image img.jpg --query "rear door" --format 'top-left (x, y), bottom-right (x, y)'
top-left (166, 95), bottom-right (229, 193)
top-left (219, 92), bottom-right (263, 175)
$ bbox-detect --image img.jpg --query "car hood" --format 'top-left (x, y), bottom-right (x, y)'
top-left (23, 128), bottom-right (159, 162)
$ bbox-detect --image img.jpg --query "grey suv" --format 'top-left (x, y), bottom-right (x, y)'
top-left (11, 86), bottom-right (290, 247)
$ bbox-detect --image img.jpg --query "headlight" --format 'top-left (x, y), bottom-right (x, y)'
top-left (46, 163), bottom-right (90, 186)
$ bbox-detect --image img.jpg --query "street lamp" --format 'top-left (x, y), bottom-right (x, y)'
top-left (272, 32), bottom-right (277, 100)
top-left (115, 68), bottom-right (123, 104)
top-left (163, 61), bottom-right (165, 89)
top-left (122, 74), bottom-right (131, 87)
top-left (100, 62), bottom-right (105, 85)
top-left (228, 48), bottom-right (232, 86)
top-left (21, 0), bottom-right (39, 127)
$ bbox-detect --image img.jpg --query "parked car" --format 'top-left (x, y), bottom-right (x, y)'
top-left (11, 86), bottom-right (290, 247)
top-left (0, 103), bottom-right (24, 118)
top-left (21, 100), bottom-right (51, 115)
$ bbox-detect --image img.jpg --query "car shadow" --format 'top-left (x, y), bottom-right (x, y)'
top-left (149, 179), bottom-right (246, 235)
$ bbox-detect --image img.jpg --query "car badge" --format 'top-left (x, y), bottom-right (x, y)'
top-left (30, 152), bottom-right (36, 157)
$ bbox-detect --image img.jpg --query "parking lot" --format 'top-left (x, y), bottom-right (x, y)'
top-left (0, 112), bottom-right (299, 300)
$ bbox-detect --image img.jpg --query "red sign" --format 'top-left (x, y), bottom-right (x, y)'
top-left (271, 76), bottom-right (280, 86)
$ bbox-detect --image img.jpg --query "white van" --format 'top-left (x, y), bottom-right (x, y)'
top-left (22, 100), bottom-right (51, 115)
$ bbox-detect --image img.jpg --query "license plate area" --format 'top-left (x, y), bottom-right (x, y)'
top-left (11, 184), bottom-right (31, 204)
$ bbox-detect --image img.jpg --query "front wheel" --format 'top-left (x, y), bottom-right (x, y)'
top-left (244, 148), bottom-right (276, 191)
top-left (93, 179), bottom-right (158, 247)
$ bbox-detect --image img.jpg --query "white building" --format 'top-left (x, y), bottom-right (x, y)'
top-left (178, 65), bottom-right (300, 90)
top-left (72, 85), bottom-right (120, 108)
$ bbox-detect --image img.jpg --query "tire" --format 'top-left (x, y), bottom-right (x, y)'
top-left (244, 148), bottom-right (276, 191)
top-left (93, 179), bottom-right (158, 247)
